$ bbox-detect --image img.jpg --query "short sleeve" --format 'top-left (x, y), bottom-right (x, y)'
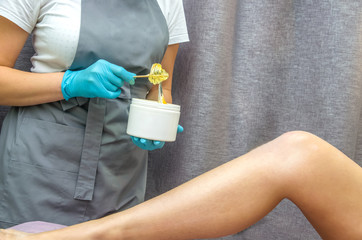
top-left (0, 0), bottom-right (40, 33)
top-left (157, 0), bottom-right (190, 45)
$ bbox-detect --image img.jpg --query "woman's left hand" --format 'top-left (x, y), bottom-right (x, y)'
top-left (131, 125), bottom-right (184, 151)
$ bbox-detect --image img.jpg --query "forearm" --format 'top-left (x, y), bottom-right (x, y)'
top-left (146, 44), bottom-right (179, 104)
top-left (0, 66), bottom-right (64, 106)
top-left (0, 16), bottom-right (63, 106)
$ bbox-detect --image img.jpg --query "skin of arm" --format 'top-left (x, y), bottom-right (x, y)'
top-left (2, 131), bottom-right (361, 240)
top-left (0, 16), bottom-right (178, 106)
top-left (0, 16), bottom-right (65, 106)
top-left (146, 44), bottom-right (179, 104)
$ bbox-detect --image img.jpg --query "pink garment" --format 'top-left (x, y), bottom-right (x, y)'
top-left (9, 221), bottom-right (66, 233)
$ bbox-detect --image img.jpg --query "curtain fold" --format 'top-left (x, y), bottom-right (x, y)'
top-left (147, 1), bottom-right (362, 239)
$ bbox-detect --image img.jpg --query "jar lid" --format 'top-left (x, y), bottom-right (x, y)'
top-left (131, 98), bottom-right (181, 111)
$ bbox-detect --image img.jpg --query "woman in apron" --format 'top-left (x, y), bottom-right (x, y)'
top-left (0, 0), bottom-right (189, 228)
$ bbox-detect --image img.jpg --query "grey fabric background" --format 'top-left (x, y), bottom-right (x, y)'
top-left (0, 0), bottom-right (361, 239)
top-left (146, 1), bottom-right (362, 240)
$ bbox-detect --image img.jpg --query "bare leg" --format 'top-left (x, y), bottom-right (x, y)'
top-left (283, 132), bottom-right (362, 239)
top-left (3, 131), bottom-right (362, 240)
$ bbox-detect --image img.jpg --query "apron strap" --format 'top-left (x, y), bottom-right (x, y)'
top-left (74, 98), bottom-right (106, 201)
top-left (60, 97), bottom-right (90, 111)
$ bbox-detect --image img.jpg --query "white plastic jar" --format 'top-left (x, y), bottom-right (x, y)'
top-left (126, 98), bottom-right (181, 142)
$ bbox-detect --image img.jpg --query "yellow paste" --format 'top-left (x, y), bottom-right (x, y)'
top-left (159, 93), bottom-right (167, 104)
top-left (148, 63), bottom-right (169, 84)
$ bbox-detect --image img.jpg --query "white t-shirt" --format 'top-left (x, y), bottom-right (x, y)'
top-left (0, 0), bottom-right (189, 73)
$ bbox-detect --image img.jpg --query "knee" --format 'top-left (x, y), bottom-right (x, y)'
top-left (276, 130), bottom-right (328, 157)
top-left (269, 131), bottom-right (333, 179)
top-left (277, 131), bottom-right (324, 153)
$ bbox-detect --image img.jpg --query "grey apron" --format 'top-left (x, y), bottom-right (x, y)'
top-left (0, 0), bottom-right (168, 228)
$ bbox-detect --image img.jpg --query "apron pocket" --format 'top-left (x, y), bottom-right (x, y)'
top-left (10, 117), bottom-right (84, 173)
top-left (4, 117), bottom-right (88, 225)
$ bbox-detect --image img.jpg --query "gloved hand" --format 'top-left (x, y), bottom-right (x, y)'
top-left (61, 59), bottom-right (136, 100)
top-left (131, 125), bottom-right (184, 151)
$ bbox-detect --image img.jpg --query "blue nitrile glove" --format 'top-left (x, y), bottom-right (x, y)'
top-left (131, 125), bottom-right (184, 151)
top-left (61, 59), bottom-right (136, 100)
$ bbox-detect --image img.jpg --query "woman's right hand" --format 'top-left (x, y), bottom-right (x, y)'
top-left (61, 59), bottom-right (136, 100)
